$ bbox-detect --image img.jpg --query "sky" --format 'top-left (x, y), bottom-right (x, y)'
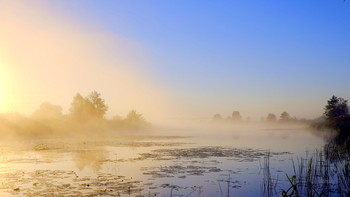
top-left (0, 0), bottom-right (350, 121)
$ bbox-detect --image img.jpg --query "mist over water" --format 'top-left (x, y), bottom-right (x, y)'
top-left (0, 1), bottom-right (171, 122)
top-left (0, 121), bottom-right (325, 197)
top-left (0, 1), bottom-right (349, 196)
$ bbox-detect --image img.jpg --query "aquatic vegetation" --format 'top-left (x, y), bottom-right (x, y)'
top-left (217, 173), bottom-right (242, 197)
top-left (263, 149), bottom-right (350, 197)
top-left (0, 133), bottom-right (315, 196)
top-left (134, 146), bottom-right (291, 161)
top-left (0, 170), bottom-right (143, 196)
top-left (262, 152), bottom-right (279, 197)
top-left (142, 165), bottom-right (222, 178)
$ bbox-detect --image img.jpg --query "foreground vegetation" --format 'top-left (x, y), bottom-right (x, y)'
top-left (263, 95), bottom-right (350, 197)
top-left (263, 147), bottom-right (350, 197)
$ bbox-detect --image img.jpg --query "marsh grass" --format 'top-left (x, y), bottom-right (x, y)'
top-left (263, 147), bottom-right (350, 197)
top-left (263, 152), bottom-right (279, 196)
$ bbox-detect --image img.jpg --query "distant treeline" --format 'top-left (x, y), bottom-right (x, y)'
top-left (212, 111), bottom-right (310, 124)
top-left (0, 91), bottom-right (150, 136)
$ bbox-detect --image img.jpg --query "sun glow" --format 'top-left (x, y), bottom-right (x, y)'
top-left (0, 64), bottom-right (6, 112)
top-left (0, 84), bottom-right (3, 102)
top-left (0, 1), bottom-right (171, 120)
top-left (0, 58), bottom-right (13, 113)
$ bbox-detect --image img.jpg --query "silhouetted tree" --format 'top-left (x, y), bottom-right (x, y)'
top-left (232, 111), bottom-right (242, 121)
top-left (324, 96), bottom-right (350, 131)
top-left (70, 91), bottom-right (108, 121)
top-left (213, 114), bottom-right (223, 122)
top-left (33, 102), bottom-right (63, 120)
top-left (280, 112), bottom-right (290, 122)
top-left (125, 110), bottom-right (144, 123)
top-left (70, 93), bottom-right (88, 121)
top-left (322, 96), bottom-right (350, 151)
top-left (124, 110), bottom-right (149, 130)
top-left (266, 113), bottom-right (277, 122)
top-left (87, 91), bottom-right (108, 119)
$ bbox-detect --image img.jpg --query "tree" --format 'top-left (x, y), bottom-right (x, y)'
top-left (124, 110), bottom-right (148, 129)
top-left (33, 102), bottom-right (63, 120)
top-left (69, 91), bottom-right (108, 121)
top-left (232, 111), bottom-right (242, 121)
top-left (125, 110), bottom-right (144, 123)
top-left (266, 113), bottom-right (277, 122)
top-left (324, 96), bottom-right (350, 130)
top-left (280, 112), bottom-right (290, 122)
top-left (70, 93), bottom-right (88, 121)
top-left (87, 91), bottom-right (108, 119)
top-left (213, 114), bottom-right (223, 122)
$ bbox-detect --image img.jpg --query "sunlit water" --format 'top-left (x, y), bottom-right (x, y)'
top-left (0, 126), bottom-right (325, 196)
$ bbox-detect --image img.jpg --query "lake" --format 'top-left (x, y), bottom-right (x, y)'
top-left (0, 125), bottom-right (326, 196)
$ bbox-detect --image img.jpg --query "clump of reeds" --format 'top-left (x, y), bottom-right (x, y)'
top-left (262, 152), bottom-right (279, 197)
top-left (262, 146), bottom-right (350, 197)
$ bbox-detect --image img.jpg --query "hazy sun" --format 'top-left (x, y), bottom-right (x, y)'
top-left (0, 58), bottom-right (11, 112)
top-left (0, 73), bottom-right (4, 111)
top-left (0, 82), bottom-right (3, 100)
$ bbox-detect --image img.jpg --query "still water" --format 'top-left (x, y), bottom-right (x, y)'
top-left (0, 126), bottom-right (324, 196)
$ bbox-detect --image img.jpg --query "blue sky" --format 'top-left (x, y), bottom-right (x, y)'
top-left (12, 0), bottom-right (350, 119)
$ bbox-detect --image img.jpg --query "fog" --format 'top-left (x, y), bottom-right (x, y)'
top-left (0, 1), bottom-right (172, 123)
top-left (0, 1), bottom-right (318, 138)
top-left (0, 1), bottom-right (325, 127)
top-left (0, 2), bottom-right (348, 197)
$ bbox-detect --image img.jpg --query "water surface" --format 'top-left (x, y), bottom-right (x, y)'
top-left (0, 126), bottom-right (324, 196)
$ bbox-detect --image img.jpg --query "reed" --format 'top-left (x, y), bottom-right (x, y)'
top-left (262, 146), bottom-right (350, 197)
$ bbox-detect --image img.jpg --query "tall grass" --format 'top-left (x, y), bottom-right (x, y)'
top-left (263, 146), bottom-right (350, 197)
top-left (262, 152), bottom-right (279, 197)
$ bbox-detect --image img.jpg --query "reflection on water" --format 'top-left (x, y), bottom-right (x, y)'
top-left (73, 148), bottom-right (108, 172)
top-left (0, 127), bottom-right (325, 196)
